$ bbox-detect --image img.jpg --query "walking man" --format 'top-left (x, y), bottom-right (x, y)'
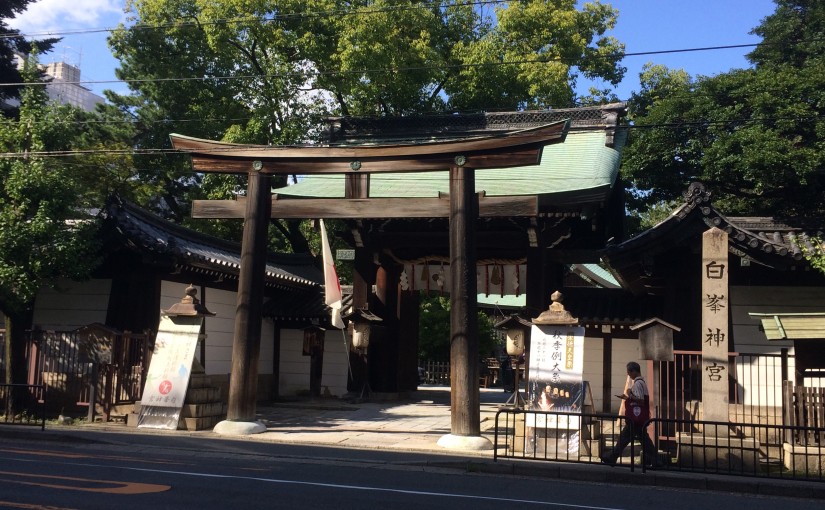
top-left (600, 361), bottom-right (659, 467)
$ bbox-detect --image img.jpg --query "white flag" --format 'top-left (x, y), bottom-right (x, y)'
top-left (320, 219), bottom-right (344, 329)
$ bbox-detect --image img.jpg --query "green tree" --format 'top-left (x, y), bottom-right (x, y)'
top-left (0, 0), bottom-right (58, 107)
top-left (418, 294), bottom-right (498, 362)
top-left (802, 237), bottom-right (825, 275)
top-left (621, 0), bottom-right (825, 221)
top-left (0, 57), bottom-right (100, 395)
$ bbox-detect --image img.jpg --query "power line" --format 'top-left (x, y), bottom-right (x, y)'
top-left (2, 76), bottom-right (819, 128)
top-left (2, 0), bottom-right (788, 92)
top-left (1, 113), bottom-right (823, 161)
top-left (0, 41), bottom-right (764, 91)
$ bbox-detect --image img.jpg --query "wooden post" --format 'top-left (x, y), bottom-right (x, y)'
top-left (449, 163), bottom-right (480, 436)
top-left (601, 327), bottom-right (613, 413)
top-left (782, 380), bottom-right (794, 444)
top-left (647, 359), bottom-right (656, 444)
top-left (226, 167), bottom-right (271, 421)
top-left (372, 264), bottom-right (400, 392)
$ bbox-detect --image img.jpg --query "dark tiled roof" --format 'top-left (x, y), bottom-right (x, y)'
top-left (262, 285), bottom-right (354, 325)
top-left (557, 288), bottom-right (664, 327)
top-left (101, 196), bottom-right (323, 289)
top-left (491, 288), bottom-right (663, 327)
top-left (604, 182), bottom-right (822, 263)
top-left (325, 103), bottom-right (627, 145)
top-left (601, 183), bottom-right (824, 295)
top-left (261, 290), bottom-right (327, 321)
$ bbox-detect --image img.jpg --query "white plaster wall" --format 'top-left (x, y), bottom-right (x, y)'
top-left (279, 328), bottom-right (349, 397)
top-left (581, 335), bottom-right (605, 412)
top-left (607, 336), bottom-right (645, 413)
top-left (321, 328), bottom-right (351, 396)
top-left (730, 285), bottom-right (825, 402)
top-left (31, 278), bottom-right (111, 330)
top-left (18, 278), bottom-right (347, 399)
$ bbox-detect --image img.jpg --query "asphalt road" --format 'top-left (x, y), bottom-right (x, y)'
top-left (0, 431), bottom-right (820, 510)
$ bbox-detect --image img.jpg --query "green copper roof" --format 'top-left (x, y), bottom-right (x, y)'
top-left (478, 293), bottom-right (526, 309)
top-left (273, 129), bottom-right (626, 199)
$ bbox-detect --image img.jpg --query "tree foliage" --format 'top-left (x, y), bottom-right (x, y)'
top-left (621, 0), bottom-right (825, 221)
top-left (802, 237), bottom-right (825, 275)
top-left (106, 0), bottom-right (626, 244)
top-left (0, 57), bottom-right (101, 385)
top-left (418, 294), bottom-right (498, 362)
top-left (0, 0), bottom-right (58, 106)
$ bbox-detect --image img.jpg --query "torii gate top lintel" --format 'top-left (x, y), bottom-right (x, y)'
top-left (169, 119), bottom-right (569, 175)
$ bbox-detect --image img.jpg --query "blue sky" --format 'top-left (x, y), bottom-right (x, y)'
top-left (9, 0), bottom-right (778, 102)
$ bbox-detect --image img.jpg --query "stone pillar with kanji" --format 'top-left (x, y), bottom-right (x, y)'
top-left (701, 227), bottom-right (729, 422)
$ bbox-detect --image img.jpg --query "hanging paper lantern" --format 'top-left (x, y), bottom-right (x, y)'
top-left (506, 328), bottom-right (526, 356)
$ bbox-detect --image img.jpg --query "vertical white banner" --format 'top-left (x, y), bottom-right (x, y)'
top-left (138, 314), bottom-right (203, 430)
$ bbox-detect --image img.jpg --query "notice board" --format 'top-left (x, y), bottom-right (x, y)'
top-left (526, 324), bottom-right (585, 428)
top-left (137, 314), bottom-right (202, 429)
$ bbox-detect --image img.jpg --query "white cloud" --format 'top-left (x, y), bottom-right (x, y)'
top-left (8, 0), bottom-right (124, 35)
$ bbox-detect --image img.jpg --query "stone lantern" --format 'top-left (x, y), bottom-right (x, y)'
top-left (163, 284), bottom-right (215, 374)
top-left (532, 290), bottom-right (578, 326)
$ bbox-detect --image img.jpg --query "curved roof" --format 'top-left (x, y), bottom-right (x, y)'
top-left (275, 129), bottom-right (625, 199)
top-left (602, 182), bottom-right (823, 294)
top-left (605, 182), bottom-right (816, 262)
top-left (102, 197), bottom-right (323, 289)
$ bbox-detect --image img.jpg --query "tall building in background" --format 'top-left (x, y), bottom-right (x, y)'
top-left (2, 56), bottom-right (105, 113)
top-left (41, 61), bottom-right (105, 111)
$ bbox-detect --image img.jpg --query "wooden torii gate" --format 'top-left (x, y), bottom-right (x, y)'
top-left (170, 120), bottom-right (569, 443)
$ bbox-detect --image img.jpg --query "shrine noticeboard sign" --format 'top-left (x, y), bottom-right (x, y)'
top-left (527, 324), bottom-right (585, 429)
top-left (137, 314), bottom-right (202, 430)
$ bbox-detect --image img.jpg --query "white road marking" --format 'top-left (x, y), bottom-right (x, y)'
top-left (64, 461), bottom-right (627, 509)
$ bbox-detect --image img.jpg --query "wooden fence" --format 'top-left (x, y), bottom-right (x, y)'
top-left (784, 381), bottom-right (825, 446)
top-left (0, 327), bottom-right (151, 420)
top-left (421, 360), bottom-right (450, 385)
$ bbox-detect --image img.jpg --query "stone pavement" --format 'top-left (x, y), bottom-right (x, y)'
top-left (251, 385), bottom-right (508, 452)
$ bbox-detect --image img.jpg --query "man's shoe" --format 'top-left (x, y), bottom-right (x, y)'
top-left (600, 456), bottom-right (616, 467)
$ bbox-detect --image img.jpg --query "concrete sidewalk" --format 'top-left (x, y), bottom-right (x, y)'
top-left (17, 385), bottom-right (825, 501)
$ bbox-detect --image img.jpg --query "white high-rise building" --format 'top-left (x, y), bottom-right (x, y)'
top-left (41, 61), bottom-right (105, 111)
top-left (3, 56), bottom-right (105, 112)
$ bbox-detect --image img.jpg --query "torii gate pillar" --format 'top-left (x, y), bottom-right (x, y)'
top-left (437, 164), bottom-right (492, 451)
top-left (214, 167), bottom-right (271, 435)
